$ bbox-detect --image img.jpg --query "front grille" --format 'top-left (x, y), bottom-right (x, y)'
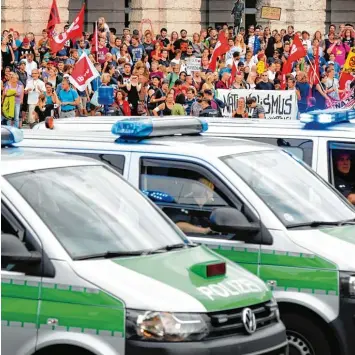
top-left (205, 301), bottom-right (278, 339)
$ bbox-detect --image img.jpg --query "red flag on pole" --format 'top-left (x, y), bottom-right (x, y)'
top-left (50, 3), bottom-right (85, 53)
top-left (69, 52), bottom-right (100, 91)
top-left (47, 0), bottom-right (61, 38)
top-left (281, 36), bottom-right (307, 89)
top-left (339, 72), bottom-right (354, 99)
top-left (229, 61), bottom-right (237, 86)
top-left (208, 31), bottom-right (229, 72)
top-left (308, 45), bottom-right (320, 87)
top-left (91, 22), bottom-right (98, 53)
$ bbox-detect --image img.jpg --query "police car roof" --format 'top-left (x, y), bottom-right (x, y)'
top-left (22, 130), bottom-right (273, 158)
top-left (1, 148), bottom-right (100, 176)
top-left (32, 116), bottom-right (355, 138)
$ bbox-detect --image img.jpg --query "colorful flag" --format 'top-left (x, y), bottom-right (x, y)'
top-left (208, 31), bottom-right (229, 72)
top-left (91, 22), bottom-right (98, 53)
top-left (343, 47), bottom-right (355, 74)
top-left (47, 0), bottom-right (61, 37)
top-left (281, 36), bottom-right (307, 89)
top-left (69, 51), bottom-right (100, 91)
top-left (50, 3), bottom-right (85, 53)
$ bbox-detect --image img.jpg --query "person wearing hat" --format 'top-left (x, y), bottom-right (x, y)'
top-left (199, 98), bottom-right (219, 117)
top-left (19, 37), bottom-right (35, 60)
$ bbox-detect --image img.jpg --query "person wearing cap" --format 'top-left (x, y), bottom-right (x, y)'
top-left (199, 98), bottom-right (219, 117)
top-left (333, 151), bottom-right (355, 205)
top-left (19, 37), bottom-right (35, 60)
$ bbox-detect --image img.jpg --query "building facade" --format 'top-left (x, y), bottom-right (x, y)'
top-left (2, 0), bottom-right (354, 37)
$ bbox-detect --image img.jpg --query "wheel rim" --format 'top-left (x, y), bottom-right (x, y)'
top-left (287, 331), bottom-right (315, 355)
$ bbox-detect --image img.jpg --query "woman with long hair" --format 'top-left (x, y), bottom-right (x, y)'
top-left (273, 33), bottom-right (284, 56)
top-left (232, 97), bottom-right (248, 118)
top-left (313, 30), bottom-right (325, 51)
top-left (342, 28), bottom-right (355, 47)
top-left (112, 89), bottom-right (131, 116)
top-left (231, 73), bottom-right (247, 89)
top-left (151, 41), bottom-right (163, 61)
top-left (324, 32), bottom-right (335, 61)
top-left (246, 71), bottom-right (257, 89)
top-left (234, 33), bottom-right (247, 59)
top-left (119, 44), bottom-right (132, 64)
top-left (191, 33), bottom-right (205, 58)
top-left (31, 94), bottom-right (47, 128)
top-left (169, 31), bottom-right (179, 59)
top-left (153, 92), bottom-right (175, 116)
top-left (45, 67), bottom-right (62, 89)
top-left (201, 72), bottom-right (215, 94)
top-left (1, 36), bottom-right (14, 68)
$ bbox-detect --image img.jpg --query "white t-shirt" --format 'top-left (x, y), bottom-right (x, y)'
top-left (267, 70), bottom-right (276, 81)
top-left (25, 79), bottom-right (46, 105)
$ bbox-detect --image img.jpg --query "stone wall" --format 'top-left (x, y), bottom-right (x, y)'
top-left (2, 0), bottom-right (69, 37)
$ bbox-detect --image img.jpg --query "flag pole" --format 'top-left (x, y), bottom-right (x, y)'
top-left (95, 21), bottom-right (98, 63)
top-left (306, 54), bottom-right (324, 94)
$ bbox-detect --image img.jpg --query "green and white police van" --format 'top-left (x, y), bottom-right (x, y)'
top-left (1, 127), bottom-right (288, 355)
top-left (19, 118), bottom-right (355, 355)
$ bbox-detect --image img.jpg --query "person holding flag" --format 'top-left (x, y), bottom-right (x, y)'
top-left (208, 30), bottom-right (229, 72)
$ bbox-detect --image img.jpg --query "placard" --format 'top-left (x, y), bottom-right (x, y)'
top-left (216, 89), bottom-right (298, 120)
top-left (260, 6), bottom-right (282, 21)
top-left (185, 57), bottom-right (202, 72)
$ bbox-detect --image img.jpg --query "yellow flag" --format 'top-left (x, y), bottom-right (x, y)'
top-left (343, 47), bottom-right (355, 73)
top-left (256, 61), bottom-right (265, 75)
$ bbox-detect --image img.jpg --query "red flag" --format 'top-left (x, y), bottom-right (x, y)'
top-left (208, 31), bottom-right (229, 72)
top-left (308, 45), bottom-right (320, 87)
top-left (339, 72), bottom-right (354, 99)
top-left (47, 0), bottom-right (61, 37)
top-left (229, 61), bottom-right (237, 86)
top-left (91, 22), bottom-right (98, 53)
top-left (69, 52), bottom-right (100, 91)
top-left (50, 3), bottom-right (85, 53)
top-left (281, 36), bottom-right (307, 89)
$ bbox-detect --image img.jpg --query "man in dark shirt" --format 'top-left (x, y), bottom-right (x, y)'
top-left (199, 98), bottom-right (219, 117)
top-left (334, 151), bottom-right (355, 205)
top-left (173, 30), bottom-right (191, 54)
top-left (256, 71), bottom-right (275, 90)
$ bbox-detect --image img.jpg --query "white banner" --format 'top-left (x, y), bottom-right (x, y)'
top-left (216, 89), bottom-right (298, 119)
top-left (185, 57), bottom-right (201, 72)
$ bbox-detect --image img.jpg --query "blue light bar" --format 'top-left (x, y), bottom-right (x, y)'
top-left (111, 117), bottom-right (208, 140)
top-left (300, 109), bottom-right (354, 126)
top-left (1, 126), bottom-right (24, 147)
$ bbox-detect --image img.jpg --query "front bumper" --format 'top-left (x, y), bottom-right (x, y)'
top-left (126, 321), bottom-right (288, 355)
top-left (330, 297), bottom-right (355, 355)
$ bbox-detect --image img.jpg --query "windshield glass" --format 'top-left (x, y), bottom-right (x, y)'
top-left (221, 150), bottom-right (355, 227)
top-left (6, 165), bottom-right (187, 259)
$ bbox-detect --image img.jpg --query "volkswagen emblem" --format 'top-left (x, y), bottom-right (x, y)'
top-left (242, 308), bottom-right (257, 334)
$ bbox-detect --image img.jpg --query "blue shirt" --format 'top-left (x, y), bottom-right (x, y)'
top-left (58, 88), bottom-right (79, 111)
top-left (91, 77), bottom-right (102, 92)
top-left (296, 82), bottom-right (311, 105)
top-left (185, 98), bottom-right (195, 115)
top-left (128, 44), bottom-right (145, 64)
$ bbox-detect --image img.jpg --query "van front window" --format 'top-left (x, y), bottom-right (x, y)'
top-left (6, 166), bottom-right (187, 259)
top-left (221, 150), bottom-right (355, 227)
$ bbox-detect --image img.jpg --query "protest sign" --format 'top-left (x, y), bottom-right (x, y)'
top-left (216, 89), bottom-right (298, 119)
top-left (185, 57), bottom-right (201, 72)
top-left (327, 90), bottom-right (355, 109)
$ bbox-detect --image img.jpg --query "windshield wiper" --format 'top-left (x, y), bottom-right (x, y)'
top-left (144, 243), bottom-right (197, 255)
top-left (287, 221), bottom-right (351, 229)
top-left (74, 250), bottom-right (145, 260)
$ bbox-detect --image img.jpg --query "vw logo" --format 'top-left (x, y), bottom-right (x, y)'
top-left (242, 308), bottom-right (257, 334)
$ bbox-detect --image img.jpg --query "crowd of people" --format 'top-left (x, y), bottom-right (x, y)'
top-left (1, 18), bottom-right (355, 127)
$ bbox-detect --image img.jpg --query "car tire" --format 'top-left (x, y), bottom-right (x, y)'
top-left (282, 312), bottom-right (332, 355)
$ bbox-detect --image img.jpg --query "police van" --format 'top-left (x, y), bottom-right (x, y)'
top-left (19, 118), bottom-right (355, 355)
top-left (204, 109), bottom-right (355, 203)
top-left (1, 126), bottom-right (288, 355)
top-left (32, 109), bottom-right (355, 201)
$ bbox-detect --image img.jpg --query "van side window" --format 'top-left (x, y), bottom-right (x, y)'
top-left (65, 152), bottom-right (125, 175)
top-left (328, 142), bottom-right (355, 205)
top-left (140, 159), bottom-right (253, 237)
top-left (245, 137), bottom-right (313, 166)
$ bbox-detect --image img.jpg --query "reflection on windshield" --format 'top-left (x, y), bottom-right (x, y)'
top-left (221, 150), bottom-right (355, 227)
top-left (6, 166), bottom-right (186, 259)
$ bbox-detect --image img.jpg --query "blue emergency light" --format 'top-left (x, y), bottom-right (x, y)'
top-left (111, 117), bottom-right (208, 141)
top-left (300, 109), bottom-right (355, 126)
top-left (1, 126), bottom-right (24, 147)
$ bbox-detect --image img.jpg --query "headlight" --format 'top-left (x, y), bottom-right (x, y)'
top-left (340, 272), bottom-right (355, 298)
top-left (126, 309), bottom-right (209, 342)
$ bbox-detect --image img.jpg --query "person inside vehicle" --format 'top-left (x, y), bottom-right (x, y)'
top-left (172, 177), bottom-right (215, 234)
top-left (333, 151), bottom-right (355, 205)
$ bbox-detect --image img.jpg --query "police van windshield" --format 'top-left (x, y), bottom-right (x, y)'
top-left (6, 165), bottom-right (188, 259)
top-left (221, 150), bottom-right (355, 227)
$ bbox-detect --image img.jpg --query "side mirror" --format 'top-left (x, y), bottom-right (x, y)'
top-left (210, 207), bottom-right (260, 236)
top-left (1, 233), bottom-right (42, 265)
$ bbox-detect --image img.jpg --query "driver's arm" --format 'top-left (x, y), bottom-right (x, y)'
top-left (176, 222), bottom-right (211, 235)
